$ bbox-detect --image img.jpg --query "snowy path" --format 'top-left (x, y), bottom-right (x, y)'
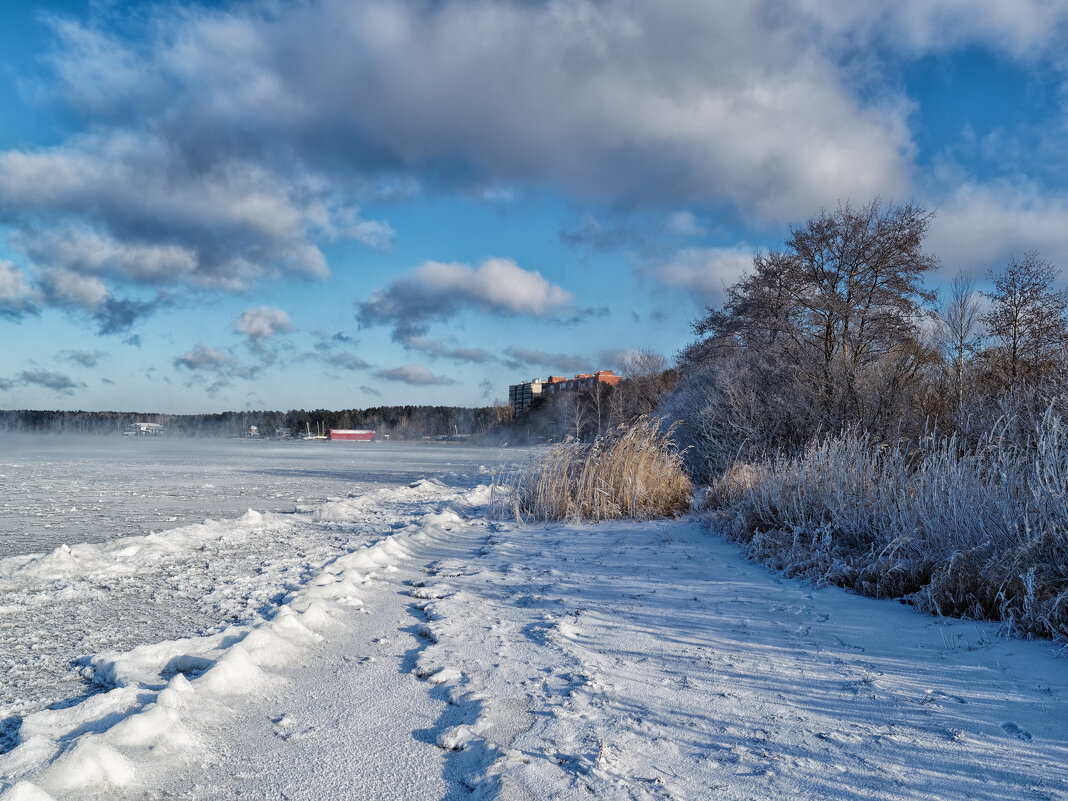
top-left (405, 516), bottom-right (1068, 800)
top-left (3, 481), bottom-right (1066, 800)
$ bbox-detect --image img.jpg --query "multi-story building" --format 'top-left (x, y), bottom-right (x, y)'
top-left (508, 370), bottom-right (622, 417)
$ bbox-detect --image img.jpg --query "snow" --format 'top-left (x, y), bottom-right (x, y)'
top-left (1, 441), bottom-right (1066, 800)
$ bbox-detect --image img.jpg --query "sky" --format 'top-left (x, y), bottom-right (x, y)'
top-left (1, 0), bottom-right (1067, 413)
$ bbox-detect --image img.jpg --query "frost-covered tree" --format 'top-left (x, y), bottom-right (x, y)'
top-left (936, 272), bottom-right (984, 411)
top-left (982, 252), bottom-right (1068, 385)
top-left (672, 200), bottom-right (940, 473)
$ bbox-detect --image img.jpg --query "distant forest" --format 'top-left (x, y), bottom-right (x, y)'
top-left (0, 363), bottom-right (675, 443)
top-left (0, 406), bottom-right (499, 440)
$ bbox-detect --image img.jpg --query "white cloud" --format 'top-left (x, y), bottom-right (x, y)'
top-left (40, 268), bottom-right (109, 309)
top-left (17, 368), bottom-right (86, 396)
top-left (374, 364), bottom-right (456, 385)
top-left (358, 258), bottom-right (576, 334)
top-left (234, 306), bottom-right (294, 343)
top-left (639, 246), bottom-right (754, 305)
top-left (928, 183), bottom-right (1068, 277)
top-left (3, 0), bottom-right (1066, 326)
top-left (38, 267), bottom-right (157, 334)
top-left (0, 135), bottom-right (342, 291)
top-left (26, 0), bottom-right (930, 223)
top-left (792, 0), bottom-right (1068, 61)
top-left (174, 344), bottom-right (238, 374)
top-left (14, 227), bottom-right (198, 284)
top-left (399, 334), bottom-right (495, 364)
top-left (0, 261), bottom-right (39, 317)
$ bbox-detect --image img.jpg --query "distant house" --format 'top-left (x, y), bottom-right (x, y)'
top-left (123, 422), bottom-right (164, 437)
top-left (508, 370), bottom-right (622, 417)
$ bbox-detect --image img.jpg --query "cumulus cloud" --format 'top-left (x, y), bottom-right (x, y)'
top-left (0, 261), bottom-right (40, 318)
top-left (502, 346), bottom-right (591, 374)
top-left (19, 0), bottom-right (969, 245)
top-left (359, 384), bottom-right (382, 397)
top-left (174, 344), bottom-right (238, 374)
top-left (357, 258), bottom-right (576, 338)
top-left (0, 377), bottom-right (13, 391)
top-left (234, 306), bottom-right (294, 344)
top-left (38, 267), bottom-right (158, 333)
top-left (789, 1), bottom-right (1068, 60)
top-left (17, 368), bottom-right (86, 395)
top-left (665, 211), bottom-right (707, 237)
top-left (325, 351), bottom-right (371, 370)
top-left (374, 364), bottom-right (457, 385)
top-left (927, 183), bottom-right (1068, 277)
top-left (59, 349), bottom-right (106, 368)
top-left (639, 246), bottom-right (755, 305)
top-left (304, 329), bottom-right (369, 370)
top-left (3, 0), bottom-right (1065, 335)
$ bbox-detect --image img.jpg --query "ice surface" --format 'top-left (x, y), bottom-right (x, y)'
top-left (0, 435), bottom-right (498, 556)
top-left (0, 438), bottom-right (504, 727)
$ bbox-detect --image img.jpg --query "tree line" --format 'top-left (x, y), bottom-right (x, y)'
top-left (0, 405), bottom-right (499, 440)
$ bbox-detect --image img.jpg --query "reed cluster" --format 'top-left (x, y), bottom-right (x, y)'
top-left (495, 417), bottom-right (692, 523)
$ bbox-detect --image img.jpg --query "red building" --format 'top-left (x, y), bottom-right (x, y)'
top-left (329, 429), bottom-right (375, 441)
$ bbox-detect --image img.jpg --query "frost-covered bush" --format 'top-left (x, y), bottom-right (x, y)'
top-left (494, 416), bottom-right (692, 523)
top-left (707, 409), bottom-right (1068, 640)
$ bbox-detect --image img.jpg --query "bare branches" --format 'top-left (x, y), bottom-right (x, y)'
top-left (982, 251), bottom-right (1068, 385)
top-left (936, 271), bottom-right (984, 410)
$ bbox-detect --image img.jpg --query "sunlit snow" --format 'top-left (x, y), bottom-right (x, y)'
top-left (0, 438), bottom-right (1065, 800)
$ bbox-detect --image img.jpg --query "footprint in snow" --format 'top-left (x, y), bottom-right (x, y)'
top-left (272, 714), bottom-right (315, 742)
top-left (1001, 722), bottom-right (1032, 741)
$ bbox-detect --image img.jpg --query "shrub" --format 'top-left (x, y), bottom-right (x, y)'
top-left (706, 409), bottom-right (1068, 640)
top-left (494, 416), bottom-right (692, 523)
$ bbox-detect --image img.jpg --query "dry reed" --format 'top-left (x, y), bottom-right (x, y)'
top-left (494, 416), bottom-right (692, 523)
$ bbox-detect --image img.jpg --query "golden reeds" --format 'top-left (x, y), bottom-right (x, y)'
top-left (495, 416), bottom-right (692, 523)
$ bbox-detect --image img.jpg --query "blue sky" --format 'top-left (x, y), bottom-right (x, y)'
top-left (1, 0), bottom-right (1067, 413)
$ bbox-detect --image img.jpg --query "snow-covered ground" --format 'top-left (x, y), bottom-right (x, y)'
top-left (2, 443), bottom-right (1066, 800)
top-left (0, 439), bottom-right (499, 743)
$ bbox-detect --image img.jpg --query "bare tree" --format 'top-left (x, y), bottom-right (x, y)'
top-left (983, 252), bottom-right (1068, 384)
top-left (619, 349), bottom-right (671, 418)
top-left (682, 199), bottom-right (939, 450)
top-left (937, 271), bottom-right (984, 410)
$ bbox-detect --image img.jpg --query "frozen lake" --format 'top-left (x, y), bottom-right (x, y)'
top-left (0, 435), bottom-right (503, 557)
top-left (0, 436), bottom-right (511, 736)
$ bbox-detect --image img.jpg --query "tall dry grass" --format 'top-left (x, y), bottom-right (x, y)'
top-left (707, 409), bottom-right (1068, 640)
top-left (495, 416), bottom-right (692, 523)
